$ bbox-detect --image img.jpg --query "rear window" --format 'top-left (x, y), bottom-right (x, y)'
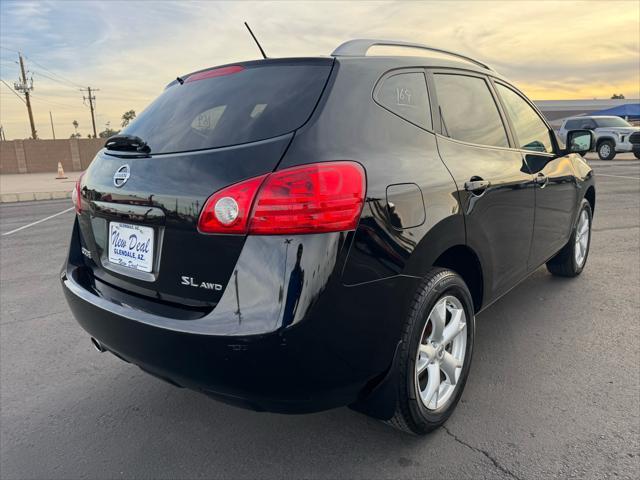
top-left (594, 117), bottom-right (632, 128)
top-left (121, 60), bottom-right (333, 154)
top-left (564, 119), bottom-right (581, 130)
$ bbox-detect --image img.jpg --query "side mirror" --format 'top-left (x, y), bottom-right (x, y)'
top-left (566, 129), bottom-right (594, 156)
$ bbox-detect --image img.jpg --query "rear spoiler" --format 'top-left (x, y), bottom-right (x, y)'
top-left (105, 135), bottom-right (151, 154)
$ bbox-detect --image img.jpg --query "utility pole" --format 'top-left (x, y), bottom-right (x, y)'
top-left (14, 53), bottom-right (37, 139)
top-left (81, 87), bottom-right (99, 138)
top-left (49, 111), bottom-right (56, 139)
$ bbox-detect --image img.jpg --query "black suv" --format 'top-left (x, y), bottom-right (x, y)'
top-left (62, 39), bottom-right (596, 434)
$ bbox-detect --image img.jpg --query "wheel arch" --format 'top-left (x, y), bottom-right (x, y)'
top-left (596, 136), bottom-right (615, 149)
top-left (585, 185), bottom-right (596, 214)
top-left (432, 245), bottom-right (484, 313)
top-left (402, 215), bottom-right (484, 313)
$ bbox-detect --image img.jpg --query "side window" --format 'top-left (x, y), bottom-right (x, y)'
top-left (496, 84), bottom-right (554, 153)
top-left (375, 72), bottom-right (432, 130)
top-left (565, 119), bottom-right (580, 130)
top-left (433, 74), bottom-right (509, 148)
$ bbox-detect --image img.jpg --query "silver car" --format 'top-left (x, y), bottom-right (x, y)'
top-left (558, 115), bottom-right (640, 160)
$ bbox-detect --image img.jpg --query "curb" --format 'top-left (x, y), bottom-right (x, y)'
top-left (1, 190), bottom-right (72, 203)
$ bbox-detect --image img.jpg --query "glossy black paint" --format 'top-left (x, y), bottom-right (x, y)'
top-left (78, 134), bottom-right (293, 305)
top-left (63, 220), bottom-right (420, 412)
top-left (62, 54), bottom-right (595, 416)
top-left (434, 136), bottom-right (536, 300)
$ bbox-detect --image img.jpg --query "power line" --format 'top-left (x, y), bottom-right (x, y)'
top-left (0, 61), bottom-right (19, 72)
top-left (31, 69), bottom-right (79, 90)
top-left (25, 88), bottom-right (82, 99)
top-left (1, 48), bottom-right (83, 89)
top-left (0, 78), bottom-right (27, 104)
top-left (23, 54), bottom-right (84, 89)
top-left (4, 85), bottom-right (80, 115)
top-left (29, 93), bottom-right (76, 109)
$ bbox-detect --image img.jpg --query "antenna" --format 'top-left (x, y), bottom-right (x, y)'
top-left (244, 22), bottom-right (267, 59)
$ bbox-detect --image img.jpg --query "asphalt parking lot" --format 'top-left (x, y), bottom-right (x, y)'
top-left (1, 159), bottom-right (638, 480)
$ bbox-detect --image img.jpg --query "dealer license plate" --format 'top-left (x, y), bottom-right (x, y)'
top-left (108, 222), bottom-right (154, 273)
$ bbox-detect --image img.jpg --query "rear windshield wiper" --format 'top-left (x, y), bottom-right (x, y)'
top-left (105, 134), bottom-right (151, 153)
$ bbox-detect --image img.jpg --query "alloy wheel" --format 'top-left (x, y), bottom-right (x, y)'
top-left (415, 296), bottom-right (467, 410)
top-left (574, 209), bottom-right (590, 267)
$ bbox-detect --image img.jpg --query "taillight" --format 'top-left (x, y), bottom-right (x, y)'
top-left (250, 162), bottom-right (366, 234)
top-left (198, 175), bottom-right (267, 234)
top-left (197, 162), bottom-right (366, 235)
top-left (72, 173), bottom-right (84, 213)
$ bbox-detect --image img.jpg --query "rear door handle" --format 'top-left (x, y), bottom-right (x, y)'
top-left (535, 172), bottom-right (548, 188)
top-left (464, 178), bottom-right (491, 194)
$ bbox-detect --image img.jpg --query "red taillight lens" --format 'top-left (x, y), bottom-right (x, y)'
top-left (197, 162), bottom-right (366, 235)
top-left (198, 175), bottom-right (267, 234)
top-left (250, 162), bottom-right (366, 234)
top-left (72, 173), bottom-right (84, 213)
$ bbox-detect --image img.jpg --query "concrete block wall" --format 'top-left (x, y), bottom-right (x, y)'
top-left (0, 138), bottom-right (105, 174)
top-left (77, 138), bottom-right (105, 169)
top-left (0, 141), bottom-right (19, 174)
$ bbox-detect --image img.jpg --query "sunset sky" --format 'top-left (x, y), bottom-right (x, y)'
top-left (1, 0), bottom-right (639, 139)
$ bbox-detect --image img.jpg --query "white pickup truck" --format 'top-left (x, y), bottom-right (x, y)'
top-left (558, 116), bottom-right (640, 160)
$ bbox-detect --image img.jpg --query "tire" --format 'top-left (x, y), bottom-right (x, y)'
top-left (597, 140), bottom-right (616, 160)
top-left (546, 198), bottom-right (592, 277)
top-left (634, 151), bottom-right (640, 160)
top-left (387, 268), bottom-right (475, 435)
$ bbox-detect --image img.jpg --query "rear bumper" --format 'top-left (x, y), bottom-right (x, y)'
top-left (61, 221), bottom-right (419, 413)
top-left (62, 272), bottom-right (356, 412)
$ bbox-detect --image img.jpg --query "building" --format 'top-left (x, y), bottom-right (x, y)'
top-left (534, 98), bottom-right (640, 128)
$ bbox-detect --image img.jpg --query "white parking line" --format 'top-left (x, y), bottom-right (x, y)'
top-left (597, 174), bottom-right (640, 180)
top-left (2, 207), bottom-right (74, 237)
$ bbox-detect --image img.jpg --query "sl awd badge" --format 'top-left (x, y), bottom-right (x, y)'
top-left (181, 276), bottom-right (223, 291)
top-left (113, 164), bottom-right (130, 188)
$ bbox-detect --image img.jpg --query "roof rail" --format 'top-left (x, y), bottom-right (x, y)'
top-left (331, 39), bottom-right (494, 72)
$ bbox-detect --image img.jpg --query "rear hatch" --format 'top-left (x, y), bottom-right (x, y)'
top-left (76, 58), bottom-right (334, 312)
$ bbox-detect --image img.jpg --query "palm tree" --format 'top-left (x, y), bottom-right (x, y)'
top-left (70, 120), bottom-right (81, 138)
top-left (121, 110), bottom-right (136, 128)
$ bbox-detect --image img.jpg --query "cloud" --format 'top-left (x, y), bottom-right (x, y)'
top-left (1, 0), bottom-right (638, 139)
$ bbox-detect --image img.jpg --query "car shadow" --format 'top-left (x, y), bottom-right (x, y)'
top-left (4, 267), bottom-right (588, 479)
top-left (3, 368), bottom-right (460, 479)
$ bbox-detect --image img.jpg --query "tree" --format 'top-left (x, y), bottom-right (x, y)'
top-left (72, 120), bottom-right (79, 135)
top-left (121, 110), bottom-right (136, 128)
top-left (98, 128), bottom-right (120, 138)
top-left (69, 133), bottom-right (82, 138)
top-left (611, 93), bottom-right (625, 99)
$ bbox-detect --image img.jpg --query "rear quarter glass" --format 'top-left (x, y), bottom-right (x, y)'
top-left (120, 59), bottom-right (333, 154)
top-left (374, 71), bottom-right (431, 130)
